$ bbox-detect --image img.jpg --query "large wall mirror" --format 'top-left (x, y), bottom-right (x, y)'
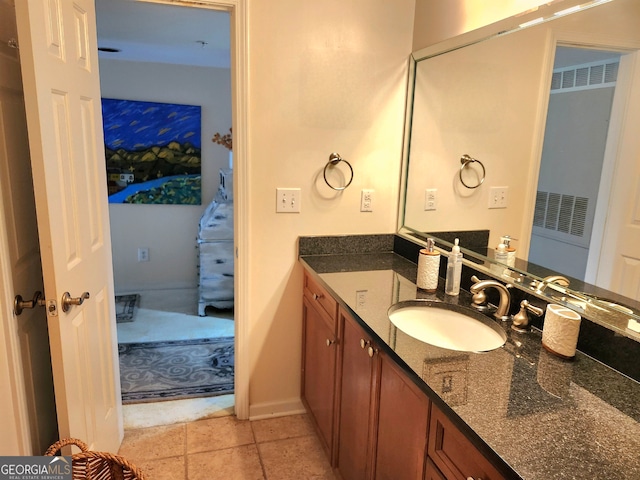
top-left (398, 0), bottom-right (640, 340)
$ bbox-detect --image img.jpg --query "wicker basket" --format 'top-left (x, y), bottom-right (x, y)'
top-left (45, 438), bottom-right (146, 480)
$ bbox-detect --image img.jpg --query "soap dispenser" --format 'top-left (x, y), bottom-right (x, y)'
top-left (502, 235), bottom-right (516, 267)
top-left (445, 238), bottom-right (463, 296)
top-left (417, 238), bottom-right (440, 292)
top-left (491, 243), bottom-right (508, 276)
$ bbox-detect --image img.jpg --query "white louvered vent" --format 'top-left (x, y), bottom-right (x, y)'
top-left (551, 59), bottom-right (618, 93)
top-left (534, 190), bottom-right (589, 237)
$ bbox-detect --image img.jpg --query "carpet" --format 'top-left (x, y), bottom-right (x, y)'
top-left (115, 294), bottom-right (139, 323)
top-left (118, 337), bottom-right (234, 404)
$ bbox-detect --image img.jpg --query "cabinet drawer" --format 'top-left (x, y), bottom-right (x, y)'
top-left (304, 271), bottom-right (338, 322)
top-left (428, 404), bottom-right (505, 480)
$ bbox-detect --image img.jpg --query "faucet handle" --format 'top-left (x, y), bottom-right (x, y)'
top-left (511, 300), bottom-right (543, 332)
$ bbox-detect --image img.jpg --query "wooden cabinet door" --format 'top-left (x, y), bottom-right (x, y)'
top-left (373, 352), bottom-right (430, 480)
top-left (428, 404), bottom-right (506, 480)
top-left (302, 296), bottom-right (338, 459)
top-left (337, 309), bottom-right (379, 480)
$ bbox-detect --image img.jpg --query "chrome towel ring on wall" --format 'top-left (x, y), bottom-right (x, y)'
top-left (459, 154), bottom-right (486, 189)
top-left (323, 153), bottom-right (354, 191)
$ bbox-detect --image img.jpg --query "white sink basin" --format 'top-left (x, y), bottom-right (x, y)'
top-left (388, 300), bottom-right (507, 352)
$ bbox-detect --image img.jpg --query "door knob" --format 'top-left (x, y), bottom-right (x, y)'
top-left (61, 291), bottom-right (90, 312)
top-left (14, 291), bottom-right (45, 316)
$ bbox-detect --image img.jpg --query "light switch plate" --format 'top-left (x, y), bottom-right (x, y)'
top-left (488, 186), bottom-right (508, 209)
top-left (276, 188), bottom-right (301, 213)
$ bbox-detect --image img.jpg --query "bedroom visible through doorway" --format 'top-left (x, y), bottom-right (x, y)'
top-left (95, 0), bottom-right (235, 424)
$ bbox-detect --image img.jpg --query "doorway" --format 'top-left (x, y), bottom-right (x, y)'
top-left (529, 46), bottom-right (622, 281)
top-left (95, 0), bottom-right (236, 425)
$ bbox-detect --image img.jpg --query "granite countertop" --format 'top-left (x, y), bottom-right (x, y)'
top-left (300, 251), bottom-right (640, 480)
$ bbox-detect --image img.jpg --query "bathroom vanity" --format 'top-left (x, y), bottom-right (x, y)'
top-left (299, 235), bottom-right (640, 480)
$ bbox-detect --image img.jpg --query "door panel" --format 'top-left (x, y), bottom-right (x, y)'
top-left (16, 0), bottom-right (122, 451)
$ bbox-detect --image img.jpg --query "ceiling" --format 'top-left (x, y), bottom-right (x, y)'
top-left (95, 0), bottom-right (230, 68)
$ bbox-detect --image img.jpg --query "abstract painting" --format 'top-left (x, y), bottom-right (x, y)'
top-left (102, 98), bottom-right (202, 205)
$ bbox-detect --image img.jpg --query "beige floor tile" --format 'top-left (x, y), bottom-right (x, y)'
top-left (251, 414), bottom-right (315, 443)
top-left (258, 435), bottom-right (335, 480)
top-left (134, 455), bottom-right (185, 480)
top-left (188, 445), bottom-right (264, 480)
top-left (187, 416), bottom-right (255, 454)
top-left (118, 423), bottom-right (186, 462)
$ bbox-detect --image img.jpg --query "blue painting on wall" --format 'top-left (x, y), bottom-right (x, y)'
top-left (102, 98), bottom-right (202, 205)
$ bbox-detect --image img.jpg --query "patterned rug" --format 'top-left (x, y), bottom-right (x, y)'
top-left (118, 337), bottom-right (234, 404)
top-left (115, 294), bottom-right (139, 323)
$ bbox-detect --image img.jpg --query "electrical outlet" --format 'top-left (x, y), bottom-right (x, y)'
top-left (276, 188), bottom-right (301, 213)
top-left (425, 188), bottom-right (437, 211)
top-left (361, 189), bottom-right (374, 212)
top-left (489, 186), bottom-right (508, 209)
top-left (356, 290), bottom-right (368, 309)
top-left (137, 247), bottom-right (149, 262)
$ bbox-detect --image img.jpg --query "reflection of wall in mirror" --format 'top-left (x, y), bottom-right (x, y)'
top-left (404, 0), bottom-right (640, 261)
top-left (404, 25), bottom-right (547, 253)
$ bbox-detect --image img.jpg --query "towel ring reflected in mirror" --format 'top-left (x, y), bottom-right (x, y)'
top-left (459, 154), bottom-right (486, 189)
top-left (324, 153), bottom-right (354, 191)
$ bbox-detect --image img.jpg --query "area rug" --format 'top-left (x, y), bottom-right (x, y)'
top-left (118, 337), bottom-right (234, 404)
top-left (115, 294), bottom-right (139, 323)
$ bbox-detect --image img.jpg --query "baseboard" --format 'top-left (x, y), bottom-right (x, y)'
top-left (248, 398), bottom-right (306, 421)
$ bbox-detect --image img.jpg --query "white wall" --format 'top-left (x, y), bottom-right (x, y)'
top-left (99, 59), bottom-right (231, 292)
top-left (413, 0), bottom-right (551, 49)
top-left (246, 0), bottom-right (415, 416)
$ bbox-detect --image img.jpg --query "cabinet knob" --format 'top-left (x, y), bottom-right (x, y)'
top-left (367, 346), bottom-right (377, 358)
top-left (326, 338), bottom-right (334, 347)
top-left (312, 292), bottom-right (323, 301)
top-left (467, 477), bottom-right (482, 480)
top-left (359, 338), bottom-right (370, 349)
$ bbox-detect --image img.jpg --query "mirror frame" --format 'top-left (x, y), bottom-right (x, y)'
top-left (396, 0), bottom-right (640, 341)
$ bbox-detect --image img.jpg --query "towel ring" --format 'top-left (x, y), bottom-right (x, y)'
top-left (459, 154), bottom-right (486, 189)
top-left (324, 153), bottom-right (354, 191)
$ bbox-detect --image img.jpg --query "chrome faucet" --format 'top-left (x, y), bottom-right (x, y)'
top-left (531, 275), bottom-right (570, 294)
top-left (470, 275), bottom-right (511, 320)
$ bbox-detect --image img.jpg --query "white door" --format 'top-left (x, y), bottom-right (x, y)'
top-left (596, 51), bottom-right (640, 300)
top-left (0, 0), bottom-right (57, 455)
top-left (15, 0), bottom-right (123, 451)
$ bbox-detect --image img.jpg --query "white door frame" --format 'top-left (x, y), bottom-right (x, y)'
top-left (138, 0), bottom-right (249, 419)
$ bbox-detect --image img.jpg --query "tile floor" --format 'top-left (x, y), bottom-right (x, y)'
top-left (118, 413), bottom-right (336, 480)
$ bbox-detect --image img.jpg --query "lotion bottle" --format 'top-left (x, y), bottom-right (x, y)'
top-left (445, 238), bottom-right (463, 296)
